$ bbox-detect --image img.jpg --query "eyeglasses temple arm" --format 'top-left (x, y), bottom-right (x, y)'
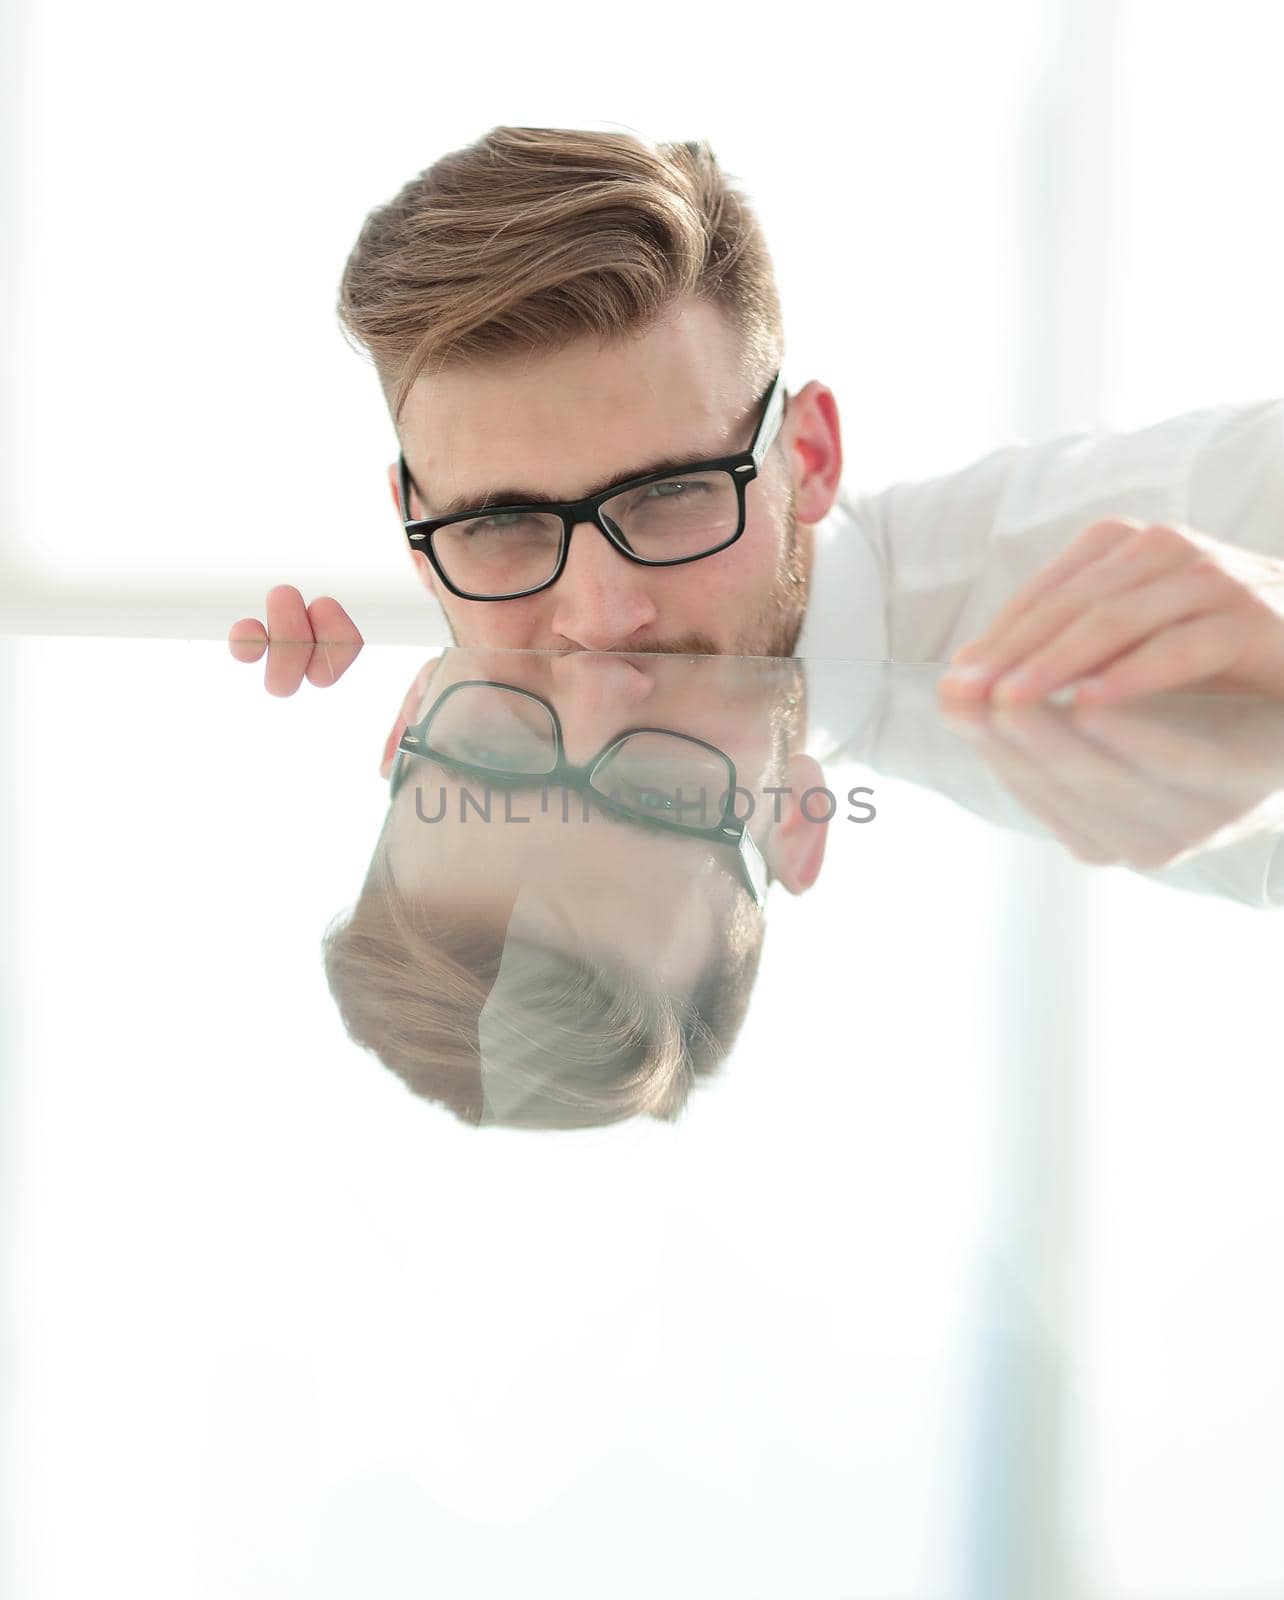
top-left (751, 373), bottom-right (787, 471)
top-left (397, 453), bottom-right (415, 522)
top-left (737, 826), bottom-right (769, 908)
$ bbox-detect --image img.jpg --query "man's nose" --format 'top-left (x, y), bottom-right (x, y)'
top-left (552, 650), bottom-right (657, 765)
top-left (548, 517), bottom-right (659, 652)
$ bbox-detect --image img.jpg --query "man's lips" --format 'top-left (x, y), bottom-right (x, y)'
top-left (550, 649), bottom-right (658, 703)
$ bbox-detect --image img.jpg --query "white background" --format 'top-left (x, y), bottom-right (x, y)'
top-left (4, 2), bottom-right (1284, 1597)
top-left (3, 0), bottom-right (1278, 637)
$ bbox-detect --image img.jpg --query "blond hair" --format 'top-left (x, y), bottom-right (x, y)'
top-left (338, 125), bottom-right (783, 421)
top-left (321, 853), bottom-right (766, 1130)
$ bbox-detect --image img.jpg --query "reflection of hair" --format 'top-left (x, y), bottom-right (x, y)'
top-left (320, 851), bottom-right (766, 1130)
top-left (337, 126), bottom-right (783, 420)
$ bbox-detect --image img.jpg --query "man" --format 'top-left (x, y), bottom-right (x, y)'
top-left (230, 125), bottom-right (1284, 705)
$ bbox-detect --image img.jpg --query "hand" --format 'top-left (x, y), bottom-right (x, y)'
top-left (228, 585), bottom-right (364, 696)
top-left (941, 694), bottom-right (1284, 870)
top-left (938, 519), bottom-right (1284, 707)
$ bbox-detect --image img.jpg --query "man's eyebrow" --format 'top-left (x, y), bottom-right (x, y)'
top-left (417, 445), bottom-right (732, 521)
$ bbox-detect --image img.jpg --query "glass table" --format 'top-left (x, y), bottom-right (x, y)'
top-left (3, 634), bottom-right (1283, 1599)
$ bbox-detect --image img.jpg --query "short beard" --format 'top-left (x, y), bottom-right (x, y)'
top-left (739, 480), bottom-right (809, 657)
top-left (630, 485), bottom-right (810, 659)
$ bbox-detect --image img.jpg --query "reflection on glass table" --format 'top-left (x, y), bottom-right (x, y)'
top-left (313, 647), bottom-right (1284, 1135)
top-left (8, 634), bottom-right (1284, 1600)
top-left (328, 652), bottom-right (830, 1129)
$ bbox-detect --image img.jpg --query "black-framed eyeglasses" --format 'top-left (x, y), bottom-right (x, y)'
top-left (389, 679), bottom-right (769, 908)
top-left (396, 371), bottom-right (787, 602)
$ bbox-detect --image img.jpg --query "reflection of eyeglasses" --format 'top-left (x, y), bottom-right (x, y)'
top-left (396, 372), bottom-right (786, 602)
top-left (389, 679), bottom-right (769, 908)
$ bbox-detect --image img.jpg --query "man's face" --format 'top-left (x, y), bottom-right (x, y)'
top-left (391, 300), bottom-right (819, 656)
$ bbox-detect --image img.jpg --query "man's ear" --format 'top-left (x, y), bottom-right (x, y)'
top-left (763, 752), bottom-right (831, 895)
top-left (780, 380), bottom-right (843, 526)
top-left (386, 460), bottom-right (406, 519)
top-left (379, 655), bottom-right (443, 779)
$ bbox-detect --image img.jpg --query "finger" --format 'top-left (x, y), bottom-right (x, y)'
top-left (261, 585), bottom-right (316, 697)
top-left (1071, 612), bottom-right (1246, 708)
top-left (264, 584), bottom-right (315, 642)
top-left (959, 730), bottom-right (1133, 863)
top-left (1157, 698), bottom-right (1284, 769)
top-left (938, 696), bottom-right (996, 736)
top-left (988, 704), bottom-right (1194, 832)
top-left (305, 597), bottom-right (363, 645)
top-left (991, 703), bottom-right (1153, 792)
top-left (949, 519), bottom-right (1143, 668)
top-left (976, 721), bottom-right (1210, 867)
top-left (945, 529), bottom-right (1201, 702)
top-left (956, 700), bottom-right (1228, 856)
top-left (1078, 693), bottom-right (1284, 757)
top-left (991, 708), bottom-right (1234, 859)
top-left (263, 642), bottom-right (315, 698)
top-left (228, 618), bottom-right (268, 663)
top-left (304, 597), bottom-right (364, 687)
top-left (1069, 703), bottom-right (1235, 786)
top-left (990, 566), bottom-right (1234, 705)
top-left (945, 704), bottom-right (1140, 830)
top-left (1072, 704), bottom-right (1284, 819)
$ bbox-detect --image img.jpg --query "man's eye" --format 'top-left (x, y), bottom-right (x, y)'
top-left (646, 480), bottom-right (704, 499)
top-left (468, 512), bottom-right (535, 532)
top-left (615, 779), bottom-right (675, 809)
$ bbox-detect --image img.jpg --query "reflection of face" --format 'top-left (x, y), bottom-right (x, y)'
top-left (419, 649), bottom-right (789, 776)
top-left (388, 774), bottom-right (728, 998)
top-left (394, 300), bottom-right (809, 656)
top-left (382, 650), bottom-right (802, 995)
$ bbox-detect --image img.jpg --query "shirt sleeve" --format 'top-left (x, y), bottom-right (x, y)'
top-left (851, 398), bottom-right (1284, 662)
top-left (1184, 398), bottom-right (1284, 557)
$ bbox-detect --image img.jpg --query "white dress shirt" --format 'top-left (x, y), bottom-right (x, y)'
top-left (795, 395), bottom-right (1284, 663)
top-left (794, 397), bottom-right (1284, 906)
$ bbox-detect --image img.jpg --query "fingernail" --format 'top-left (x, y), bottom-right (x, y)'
top-left (940, 662), bottom-right (996, 687)
top-left (991, 671), bottom-right (1032, 704)
top-left (1073, 676), bottom-right (1111, 704)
